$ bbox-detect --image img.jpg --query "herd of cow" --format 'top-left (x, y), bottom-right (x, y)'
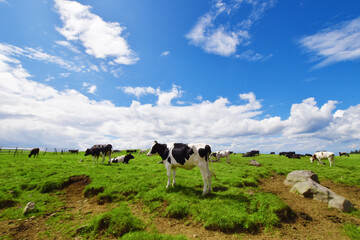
top-left (27, 143), bottom-right (350, 195)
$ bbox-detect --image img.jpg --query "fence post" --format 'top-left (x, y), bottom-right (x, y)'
top-left (13, 147), bottom-right (18, 157)
top-left (43, 148), bottom-right (47, 156)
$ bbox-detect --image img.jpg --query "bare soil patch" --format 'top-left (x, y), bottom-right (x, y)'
top-left (0, 175), bottom-right (112, 239)
top-left (1, 174), bottom-right (359, 240)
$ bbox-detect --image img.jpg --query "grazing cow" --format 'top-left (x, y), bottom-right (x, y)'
top-left (339, 152), bottom-right (350, 157)
top-left (68, 149), bottom-right (79, 154)
top-left (288, 154), bottom-right (301, 159)
top-left (110, 154), bottom-right (134, 164)
top-left (270, 152), bottom-right (275, 155)
top-left (310, 151), bottom-right (335, 167)
top-left (147, 141), bottom-right (212, 195)
top-left (126, 149), bottom-right (137, 153)
top-left (242, 151), bottom-right (255, 157)
top-left (138, 149), bottom-right (148, 155)
top-left (210, 150), bottom-right (232, 163)
top-left (28, 148), bottom-right (39, 158)
top-left (84, 144), bottom-right (112, 164)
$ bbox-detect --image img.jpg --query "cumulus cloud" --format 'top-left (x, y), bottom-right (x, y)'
top-left (120, 86), bottom-right (156, 98)
top-left (54, 0), bottom-right (139, 65)
top-left (186, 0), bottom-right (275, 57)
top-left (1, 47), bottom-right (360, 153)
top-left (299, 17), bottom-right (360, 68)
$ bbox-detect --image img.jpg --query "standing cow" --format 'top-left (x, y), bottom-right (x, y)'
top-left (147, 141), bottom-right (212, 195)
top-left (84, 144), bottom-right (112, 164)
top-left (310, 151), bottom-right (335, 167)
top-left (210, 150), bottom-right (232, 163)
top-left (28, 148), bottom-right (40, 158)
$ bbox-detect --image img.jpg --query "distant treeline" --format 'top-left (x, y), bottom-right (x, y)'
top-left (350, 150), bottom-right (360, 154)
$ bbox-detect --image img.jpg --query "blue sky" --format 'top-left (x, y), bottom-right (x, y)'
top-left (0, 0), bottom-right (360, 153)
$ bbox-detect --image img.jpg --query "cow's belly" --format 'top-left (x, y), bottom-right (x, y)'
top-left (171, 162), bottom-right (197, 170)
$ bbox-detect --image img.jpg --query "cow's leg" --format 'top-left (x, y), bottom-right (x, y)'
top-left (108, 152), bottom-right (112, 164)
top-left (172, 168), bottom-right (176, 186)
top-left (166, 166), bottom-right (172, 189)
top-left (92, 156), bottom-right (96, 164)
top-left (198, 162), bottom-right (211, 195)
top-left (226, 155), bottom-right (230, 164)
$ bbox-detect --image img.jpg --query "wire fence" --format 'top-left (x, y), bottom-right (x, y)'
top-left (0, 146), bottom-right (80, 157)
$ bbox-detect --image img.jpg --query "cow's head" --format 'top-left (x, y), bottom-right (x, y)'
top-left (310, 155), bottom-right (315, 163)
top-left (84, 148), bottom-right (91, 156)
top-left (147, 141), bottom-right (159, 156)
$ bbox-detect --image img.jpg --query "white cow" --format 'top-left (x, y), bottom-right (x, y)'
top-left (147, 141), bottom-right (212, 195)
top-left (310, 151), bottom-right (335, 167)
top-left (211, 150), bottom-right (232, 163)
top-left (138, 149), bottom-right (148, 155)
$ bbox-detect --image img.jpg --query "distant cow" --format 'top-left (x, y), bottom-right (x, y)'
top-left (110, 154), bottom-right (134, 164)
top-left (147, 141), bottom-right (212, 195)
top-left (288, 154), bottom-right (301, 159)
top-left (339, 152), bottom-right (350, 157)
top-left (270, 152), bottom-right (275, 155)
top-left (310, 151), bottom-right (335, 167)
top-left (68, 149), bottom-right (79, 154)
top-left (242, 151), bottom-right (255, 157)
top-left (210, 150), bottom-right (232, 163)
top-left (126, 149), bottom-right (137, 153)
top-left (84, 144), bottom-right (112, 164)
top-left (250, 150), bottom-right (260, 156)
top-left (138, 149), bottom-right (148, 155)
top-left (28, 148), bottom-right (39, 158)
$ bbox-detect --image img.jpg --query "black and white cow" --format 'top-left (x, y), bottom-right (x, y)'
top-left (210, 150), bottom-right (232, 163)
top-left (110, 154), bottom-right (134, 164)
top-left (28, 148), bottom-right (39, 158)
top-left (310, 151), bottom-right (335, 166)
top-left (138, 149), bottom-right (148, 155)
top-left (147, 141), bottom-right (212, 195)
top-left (84, 144), bottom-right (112, 164)
top-left (339, 152), bottom-right (350, 157)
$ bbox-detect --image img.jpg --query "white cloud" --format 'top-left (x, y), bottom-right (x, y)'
top-left (161, 51), bottom-right (170, 57)
top-left (0, 42), bottom-right (81, 72)
top-left (236, 50), bottom-right (272, 61)
top-left (299, 17), bottom-right (360, 68)
top-left (120, 86), bottom-right (156, 98)
top-left (82, 82), bottom-right (97, 94)
top-left (1, 49), bottom-right (360, 153)
top-left (54, 0), bottom-right (139, 65)
top-left (186, 0), bottom-right (275, 57)
top-left (55, 40), bottom-right (81, 53)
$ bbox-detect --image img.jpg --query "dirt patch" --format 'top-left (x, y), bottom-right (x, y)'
top-left (0, 175), bottom-right (112, 240)
top-left (129, 175), bottom-right (360, 240)
top-left (1, 174), bottom-right (360, 239)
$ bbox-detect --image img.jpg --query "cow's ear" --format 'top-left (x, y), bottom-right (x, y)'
top-left (154, 140), bottom-right (158, 144)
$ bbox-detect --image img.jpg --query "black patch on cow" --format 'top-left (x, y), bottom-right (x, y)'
top-left (151, 142), bottom-right (169, 160)
top-left (171, 143), bottom-right (194, 165)
top-left (198, 145), bottom-right (211, 161)
top-left (123, 154), bottom-right (134, 164)
top-left (167, 157), bottom-right (171, 164)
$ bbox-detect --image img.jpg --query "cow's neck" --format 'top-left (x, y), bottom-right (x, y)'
top-left (157, 144), bottom-right (169, 160)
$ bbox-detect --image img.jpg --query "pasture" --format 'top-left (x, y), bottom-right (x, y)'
top-left (0, 151), bottom-right (360, 239)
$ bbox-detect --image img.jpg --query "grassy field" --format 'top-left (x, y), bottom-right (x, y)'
top-left (0, 150), bottom-right (360, 239)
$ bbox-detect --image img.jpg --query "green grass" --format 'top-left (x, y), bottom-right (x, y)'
top-left (0, 151), bottom-right (359, 239)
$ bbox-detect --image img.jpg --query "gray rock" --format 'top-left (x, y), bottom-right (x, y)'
top-left (284, 170), bottom-right (319, 186)
top-left (249, 159), bottom-right (261, 167)
top-left (290, 180), bottom-right (335, 203)
top-left (285, 170), bottom-right (353, 212)
top-left (23, 202), bottom-right (35, 215)
top-left (328, 196), bottom-right (353, 212)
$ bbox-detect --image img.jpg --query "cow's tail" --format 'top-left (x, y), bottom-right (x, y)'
top-left (205, 145), bottom-right (218, 180)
